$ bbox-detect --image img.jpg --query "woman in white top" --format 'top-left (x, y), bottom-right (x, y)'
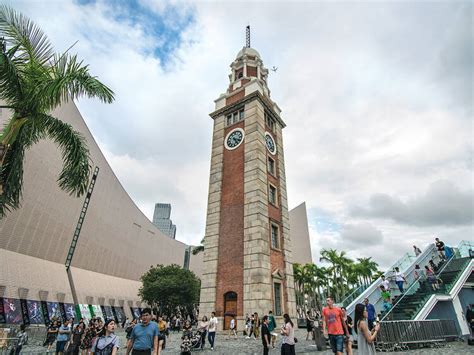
top-left (280, 313), bottom-right (295, 355)
top-left (354, 303), bottom-right (379, 355)
top-left (197, 316), bottom-right (209, 350)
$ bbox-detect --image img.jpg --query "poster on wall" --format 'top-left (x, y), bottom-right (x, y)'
top-left (78, 304), bottom-right (92, 322)
top-left (130, 307), bottom-right (141, 319)
top-left (46, 302), bottom-right (60, 321)
top-left (20, 299), bottom-right (30, 325)
top-left (63, 303), bottom-right (76, 320)
top-left (26, 300), bottom-right (44, 325)
top-left (41, 301), bottom-right (50, 325)
top-left (91, 305), bottom-right (104, 320)
top-left (3, 298), bottom-right (22, 324)
top-left (101, 306), bottom-right (114, 321)
top-left (0, 297), bottom-right (5, 324)
top-left (113, 307), bottom-right (125, 324)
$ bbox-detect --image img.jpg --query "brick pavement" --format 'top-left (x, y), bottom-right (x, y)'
top-left (13, 328), bottom-right (471, 354)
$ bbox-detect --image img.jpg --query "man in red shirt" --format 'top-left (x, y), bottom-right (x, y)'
top-left (322, 297), bottom-right (349, 355)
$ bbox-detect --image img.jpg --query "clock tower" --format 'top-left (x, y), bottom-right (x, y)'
top-left (200, 32), bottom-right (297, 330)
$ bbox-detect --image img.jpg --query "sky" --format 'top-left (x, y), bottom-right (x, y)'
top-left (10, 0), bottom-right (473, 269)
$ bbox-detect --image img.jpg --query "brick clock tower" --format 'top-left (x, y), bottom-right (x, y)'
top-left (200, 36), bottom-right (297, 330)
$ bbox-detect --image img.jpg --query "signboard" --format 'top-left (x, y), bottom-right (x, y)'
top-left (26, 300), bottom-right (44, 325)
top-left (46, 302), bottom-right (60, 321)
top-left (78, 304), bottom-right (92, 322)
top-left (63, 303), bottom-right (76, 320)
top-left (3, 298), bottom-right (22, 324)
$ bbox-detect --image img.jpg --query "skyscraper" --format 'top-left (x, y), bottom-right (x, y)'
top-left (152, 203), bottom-right (177, 239)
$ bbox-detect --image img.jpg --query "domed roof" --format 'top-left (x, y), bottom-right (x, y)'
top-left (236, 47), bottom-right (261, 59)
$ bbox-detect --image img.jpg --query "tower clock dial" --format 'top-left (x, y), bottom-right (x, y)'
top-left (224, 128), bottom-right (245, 150)
top-left (265, 132), bottom-right (276, 155)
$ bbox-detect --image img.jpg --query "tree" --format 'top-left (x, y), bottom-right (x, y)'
top-left (0, 5), bottom-right (114, 217)
top-left (192, 238), bottom-right (204, 255)
top-left (139, 264), bottom-right (200, 318)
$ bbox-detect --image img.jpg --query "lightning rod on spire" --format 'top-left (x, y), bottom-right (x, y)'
top-left (246, 25), bottom-right (250, 48)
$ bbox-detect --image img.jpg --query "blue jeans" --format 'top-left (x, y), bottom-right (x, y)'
top-left (208, 331), bottom-right (216, 348)
top-left (396, 280), bottom-right (404, 293)
top-left (328, 334), bottom-right (344, 353)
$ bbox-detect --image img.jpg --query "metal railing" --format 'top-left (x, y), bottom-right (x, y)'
top-left (458, 240), bottom-right (474, 258)
top-left (376, 319), bottom-right (458, 352)
top-left (380, 253), bottom-right (458, 321)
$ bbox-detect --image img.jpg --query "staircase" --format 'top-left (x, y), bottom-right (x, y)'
top-left (381, 256), bottom-right (472, 321)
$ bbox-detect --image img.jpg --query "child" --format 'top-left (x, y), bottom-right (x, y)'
top-left (180, 333), bottom-right (192, 355)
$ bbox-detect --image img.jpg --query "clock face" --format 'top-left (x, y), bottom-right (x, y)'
top-left (224, 128), bottom-right (245, 150)
top-left (265, 132), bottom-right (276, 155)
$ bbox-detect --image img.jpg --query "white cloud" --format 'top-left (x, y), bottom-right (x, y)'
top-left (9, 1), bottom-right (473, 265)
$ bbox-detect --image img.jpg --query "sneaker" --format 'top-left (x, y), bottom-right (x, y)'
top-left (211, 347), bottom-right (214, 350)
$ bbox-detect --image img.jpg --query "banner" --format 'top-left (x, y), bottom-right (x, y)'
top-left (3, 298), bottom-right (22, 324)
top-left (59, 303), bottom-right (67, 321)
top-left (63, 303), bottom-right (76, 320)
top-left (113, 307), bottom-right (125, 324)
top-left (130, 307), bottom-right (141, 319)
top-left (0, 297), bottom-right (5, 324)
top-left (27, 300), bottom-right (44, 325)
top-left (91, 305), bottom-right (104, 320)
top-left (46, 302), bottom-right (60, 321)
top-left (20, 299), bottom-right (30, 325)
top-left (41, 301), bottom-right (50, 325)
top-left (102, 306), bottom-right (114, 321)
top-left (78, 304), bottom-right (92, 322)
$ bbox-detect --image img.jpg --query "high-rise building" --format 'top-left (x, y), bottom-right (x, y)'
top-left (199, 38), bottom-right (297, 330)
top-left (152, 203), bottom-right (177, 239)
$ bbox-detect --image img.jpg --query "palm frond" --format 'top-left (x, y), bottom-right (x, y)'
top-left (36, 113), bottom-right (91, 196)
top-left (0, 5), bottom-right (54, 64)
top-left (0, 120), bottom-right (42, 217)
top-left (0, 49), bottom-right (25, 108)
top-left (37, 54), bottom-right (114, 111)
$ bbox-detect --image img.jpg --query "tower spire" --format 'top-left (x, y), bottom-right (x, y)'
top-left (246, 25), bottom-right (250, 48)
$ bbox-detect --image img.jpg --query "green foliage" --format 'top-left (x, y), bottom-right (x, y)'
top-left (293, 249), bottom-right (381, 309)
top-left (139, 264), bottom-right (201, 317)
top-left (0, 5), bottom-right (114, 217)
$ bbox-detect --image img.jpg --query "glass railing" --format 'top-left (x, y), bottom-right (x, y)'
top-left (380, 252), bottom-right (472, 321)
top-left (458, 241), bottom-right (474, 258)
top-left (340, 284), bottom-right (370, 307)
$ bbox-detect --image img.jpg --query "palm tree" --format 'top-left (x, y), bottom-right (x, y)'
top-left (0, 5), bottom-right (114, 216)
top-left (357, 257), bottom-right (379, 285)
top-left (192, 238), bottom-right (204, 255)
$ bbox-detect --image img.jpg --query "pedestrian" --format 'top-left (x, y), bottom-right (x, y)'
top-left (393, 267), bottom-right (406, 293)
top-left (91, 319), bottom-right (120, 355)
top-left (261, 315), bottom-right (271, 355)
top-left (44, 320), bottom-right (59, 352)
top-left (208, 312), bottom-right (218, 351)
top-left (280, 313), bottom-right (296, 355)
top-left (267, 311), bottom-right (277, 348)
top-left (244, 314), bottom-right (250, 336)
top-left (380, 286), bottom-right (392, 312)
top-left (247, 314), bottom-right (255, 339)
top-left (305, 311), bottom-right (314, 341)
top-left (380, 275), bottom-right (390, 291)
top-left (253, 313), bottom-right (260, 339)
top-left (435, 237), bottom-right (446, 260)
top-left (425, 265), bottom-right (438, 291)
top-left (354, 303), bottom-right (379, 355)
top-left (322, 297), bottom-right (349, 355)
top-left (11, 324), bottom-right (27, 355)
top-left (126, 308), bottom-right (160, 355)
top-left (56, 319), bottom-right (71, 355)
top-left (363, 298), bottom-right (376, 331)
top-left (228, 316), bottom-right (237, 338)
top-left (197, 316), bottom-right (209, 350)
top-left (413, 245), bottom-right (422, 256)
top-left (466, 305), bottom-right (474, 334)
top-left (69, 323), bottom-right (84, 355)
top-left (340, 307), bottom-right (353, 355)
top-left (81, 321), bottom-right (96, 355)
top-left (157, 316), bottom-right (167, 350)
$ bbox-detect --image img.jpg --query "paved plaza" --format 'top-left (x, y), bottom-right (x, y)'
top-left (12, 328), bottom-right (471, 354)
